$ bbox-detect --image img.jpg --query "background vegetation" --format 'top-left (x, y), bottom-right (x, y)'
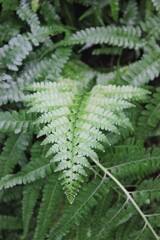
top-left (0, 0), bottom-right (160, 239)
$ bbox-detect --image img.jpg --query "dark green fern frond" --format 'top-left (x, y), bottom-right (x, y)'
top-left (0, 133), bottom-right (30, 178)
top-left (133, 179), bottom-right (160, 205)
top-left (40, 1), bottom-right (60, 24)
top-left (33, 175), bottom-right (63, 240)
top-left (22, 182), bottom-right (42, 239)
top-left (0, 215), bottom-right (22, 230)
top-left (138, 88), bottom-right (160, 128)
top-left (104, 139), bottom-right (160, 180)
top-left (0, 142), bottom-right (53, 191)
top-left (109, 0), bottom-right (119, 22)
top-left (48, 178), bottom-right (108, 240)
top-left (24, 79), bottom-right (148, 203)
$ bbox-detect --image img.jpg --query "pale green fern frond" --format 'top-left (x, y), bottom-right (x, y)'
top-left (122, 46), bottom-right (160, 85)
top-left (24, 79), bottom-right (148, 203)
top-left (121, 0), bottom-right (138, 25)
top-left (151, 0), bottom-right (160, 11)
top-left (0, 34), bottom-right (32, 71)
top-left (17, 0), bottom-right (40, 33)
top-left (0, 110), bottom-right (38, 134)
top-left (0, 142), bottom-right (53, 190)
top-left (70, 26), bottom-right (142, 49)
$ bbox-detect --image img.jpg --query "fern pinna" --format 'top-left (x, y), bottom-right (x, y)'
top-left (24, 79), bottom-right (148, 203)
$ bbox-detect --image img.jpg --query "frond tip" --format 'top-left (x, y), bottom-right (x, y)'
top-left (24, 78), bottom-right (149, 203)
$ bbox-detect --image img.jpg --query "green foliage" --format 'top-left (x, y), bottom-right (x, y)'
top-left (71, 26), bottom-right (142, 49)
top-left (24, 79), bottom-right (148, 203)
top-left (0, 110), bottom-right (38, 133)
top-left (151, 0), bottom-right (160, 11)
top-left (0, 0), bottom-right (160, 240)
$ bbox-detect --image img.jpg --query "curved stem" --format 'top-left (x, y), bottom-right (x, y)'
top-left (92, 158), bottom-right (160, 240)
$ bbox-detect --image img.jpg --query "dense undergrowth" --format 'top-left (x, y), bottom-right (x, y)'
top-left (0, 0), bottom-right (160, 239)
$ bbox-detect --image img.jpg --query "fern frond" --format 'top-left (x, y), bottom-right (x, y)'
top-left (17, 0), bottom-right (40, 33)
top-left (96, 66), bottom-right (127, 85)
top-left (48, 178), bottom-right (107, 240)
top-left (121, 0), bottom-right (138, 25)
top-left (109, 0), bottom-right (119, 22)
top-left (24, 79), bottom-right (148, 203)
top-left (133, 179), bottom-right (160, 205)
top-left (0, 72), bottom-right (12, 82)
top-left (0, 27), bottom-right (66, 72)
top-left (0, 141), bottom-right (53, 189)
top-left (90, 202), bottom-right (135, 240)
top-left (105, 139), bottom-right (160, 180)
top-left (62, 60), bottom-right (96, 85)
top-left (122, 46), bottom-right (160, 85)
top-left (18, 48), bottom-right (71, 86)
top-left (0, 83), bottom-right (24, 105)
top-left (28, 25), bottom-right (66, 46)
top-left (40, 1), bottom-right (60, 24)
top-left (71, 26), bottom-right (142, 49)
top-left (0, 215), bottom-right (22, 230)
top-left (0, 34), bottom-right (32, 71)
top-left (22, 182), bottom-right (42, 239)
top-left (151, 0), bottom-right (160, 11)
top-left (0, 186), bottom-right (22, 203)
top-left (0, 110), bottom-right (38, 133)
top-left (0, 133), bottom-right (30, 178)
top-left (138, 88), bottom-right (160, 128)
top-left (33, 175), bottom-right (62, 240)
top-left (0, 22), bottom-right (20, 43)
top-left (140, 15), bottom-right (160, 40)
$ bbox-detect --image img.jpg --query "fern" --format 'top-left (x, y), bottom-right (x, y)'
top-left (0, 215), bottom-right (22, 230)
top-left (0, 1), bottom-right (160, 239)
top-left (0, 34), bottom-right (32, 71)
top-left (121, 0), bottom-right (138, 25)
top-left (71, 26), bottom-right (142, 49)
top-left (33, 175), bottom-right (62, 240)
top-left (0, 110), bottom-right (37, 133)
top-left (138, 88), bottom-right (160, 128)
top-left (109, 0), bottom-right (119, 22)
top-left (22, 182), bottom-right (42, 239)
top-left (122, 45), bottom-right (160, 85)
top-left (151, 0), bottom-right (160, 11)
top-left (48, 178), bottom-right (108, 240)
top-left (17, 0), bottom-right (40, 33)
top-left (23, 79), bottom-right (148, 203)
top-left (0, 133), bottom-right (30, 178)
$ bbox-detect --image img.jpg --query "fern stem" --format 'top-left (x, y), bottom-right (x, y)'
top-left (92, 158), bottom-right (160, 240)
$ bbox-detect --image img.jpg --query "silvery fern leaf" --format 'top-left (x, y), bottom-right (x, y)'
top-left (24, 78), bottom-right (149, 203)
